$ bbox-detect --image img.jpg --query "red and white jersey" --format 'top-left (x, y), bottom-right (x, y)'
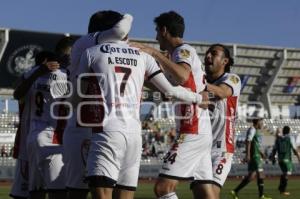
top-left (77, 41), bottom-right (162, 133)
top-left (170, 44), bottom-right (211, 134)
top-left (209, 73), bottom-right (241, 153)
top-left (26, 67), bottom-right (68, 134)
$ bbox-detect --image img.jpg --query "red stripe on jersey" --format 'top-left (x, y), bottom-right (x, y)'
top-left (179, 72), bottom-right (198, 134)
top-left (53, 100), bottom-right (68, 144)
top-left (225, 96), bottom-right (238, 153)
top-left (12, 102), bottom-right (25, 159)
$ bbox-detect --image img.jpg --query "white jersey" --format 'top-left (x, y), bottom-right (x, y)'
top-left (210, 73), bottom-right (241, 153)
top-left (77, 41), bottom-right (161, 133)
top-left (26, 67), bottom-right (68, 135)
top-left (76, 41), bottom-right (202, 133)
top-left (170, 44), bottom-right (211, 134)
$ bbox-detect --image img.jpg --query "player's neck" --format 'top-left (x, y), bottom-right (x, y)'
top-left (168, 37), bottom-right (183, 53)
top-left (210, 70), bottom-right (225, 81)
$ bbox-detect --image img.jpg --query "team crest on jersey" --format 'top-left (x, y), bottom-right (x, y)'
top-left (179, 49), bottom-right (190, 59)
top-left (229, 75), bottom-right (239, 84)
top-left (177, 134), bottom-right (186, 144)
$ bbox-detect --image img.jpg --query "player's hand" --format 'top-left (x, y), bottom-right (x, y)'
top-left (198, 91), bottom-right (209, 109)
top-left (130, 42), bottom-right (155, 56)
top-left (245, 155), bottom-right (251, 163)
top-left (46, 61), bottom-right (60, 71)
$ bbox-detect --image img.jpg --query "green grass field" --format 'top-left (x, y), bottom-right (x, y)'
top-left (1, 178), bottom-right (299, 199)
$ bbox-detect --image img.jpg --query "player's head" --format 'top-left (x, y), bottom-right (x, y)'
top-left (55, 36), bottom-right (75, 67)
top-left (35, 51), bottom-right (57, 65)
top-left (252, 118), bottom-right (264, 129)
top-left (88, 10), bottom-right (123, 33)
top-left (204, 44), bottom-right (234, 77)
top-left (282, 126), bottom-right (290, 135)
top-left (154, 11), bottom-right (185, 50)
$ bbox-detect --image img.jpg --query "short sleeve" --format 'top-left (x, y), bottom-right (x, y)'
top-left (222, 74), bottom-right (241, 96)
top-left (246, 127), bottom-right (256, 141)
top-left (171, 45), bottom-right (193, 66)
top-left (144, 53), bottom-right (162, 80)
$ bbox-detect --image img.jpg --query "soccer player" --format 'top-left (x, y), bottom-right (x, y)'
top-left (14, 50), bottom-right (68, 199)
top-left (131, 11), bottom-right (214, 199)
top-left (231, 118), bottom-right (272, 199)
top-left (72, 11), bottom-right (208, 199)
top-left (271, 125), bottom-right (300, 196)
top-left (204, 44), bottom-right (241, 199)
top-left (10, 51), bottom-right (60, 199)
top-left (63, 11), bottom-right (133, 199)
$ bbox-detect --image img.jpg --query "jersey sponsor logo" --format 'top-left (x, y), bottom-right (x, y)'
top-left (179, 49), bottom-right (190, 59)
top-left (100, 44), bottom-right (140, 55)
top-left (229, 75), bottom-right (239, 84)
top-left (7, 44), bottom-right (42, 76)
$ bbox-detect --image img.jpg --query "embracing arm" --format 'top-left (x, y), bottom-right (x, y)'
top-left (206, 83), bottom-right (233, 99)
top-left (149, 72), bottom-right (206, 104)
top-left (97, 14), bottom-right (133, 43)
top-left (131, 42), bottom-right (191, 85)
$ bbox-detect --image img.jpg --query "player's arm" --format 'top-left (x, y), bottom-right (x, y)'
top-left (67, 50), bottom-right (90, 107)
top-left (149, 71), bottom-right (208, 105)
top-left (291, 139), bottom-right (300, 162)
top-left (13, 62), bottom-right (59, 100)
top-left (206, 83), bottom-right (233, 99)
top-left (131, 42), bottom-right (191, 85)
top-left (270, 140), bottom-right (278, 163)
top-left (292, 148), bottom-right (300, 162)
top-left (97, 14), bottom-right (133, 43)
top-left (245, 140), bottom-right (251, 162)
top-left (245, 128), bottom-right (255, 162)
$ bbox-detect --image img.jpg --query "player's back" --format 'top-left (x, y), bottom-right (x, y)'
top-left (277, 135), bottom-right (293, 160)
top-left (82, 41), bottom-right (158, 133)
top-left (28, 67), bottom-right (68, 132)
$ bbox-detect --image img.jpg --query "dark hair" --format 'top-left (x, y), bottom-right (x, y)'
top-left (252, 118), bottom-right (263, 126)
top-left (208, 44), bottom-right (234, 72)
top-left (55, 36), bottom-right (75, 67)
top-left (35, 51), bottom-right (57, 65)
top-left (282, 126), bottom-right (290, 135)
top-left (88, 10), bottom-right (123, 33)
top-left (154, 11), bottom-right (185, 38)
top-left (55, 36), bottom-right (75, 55)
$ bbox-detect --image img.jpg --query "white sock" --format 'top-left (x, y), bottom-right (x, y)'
top-left (158, 192), bottom-right (178, 199)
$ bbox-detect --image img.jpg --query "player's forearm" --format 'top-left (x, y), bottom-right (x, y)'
top-left (293, 149), bottom-right (300, 159)
top-left (206, 83), bottom-right (229, 99)
top-left (152, 50), bottom-right (190, 85)
top-left (98, 14), bottom-right (133, 43)
top-left (246, 141), bottom-right (251, 158)
top-left (150, 73), bottom-right (202, 104)
top-left (13, 71), bottom-right (42, 100)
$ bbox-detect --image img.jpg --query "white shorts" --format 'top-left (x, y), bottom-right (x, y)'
top-left (63, 126), bottom-right (91, 189)
top-left (211, 151), bottom-right (233, 187)
top-left (87, 131), bottom-right (142, 190)
top-left (27, 129), bottom-right (65, 191)
top-left (10, 159), bottom-right (29, 198)
top-left (27, 136), bottom-right (45, 192)
top-left (159, 133), bottom-right (213, 182)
